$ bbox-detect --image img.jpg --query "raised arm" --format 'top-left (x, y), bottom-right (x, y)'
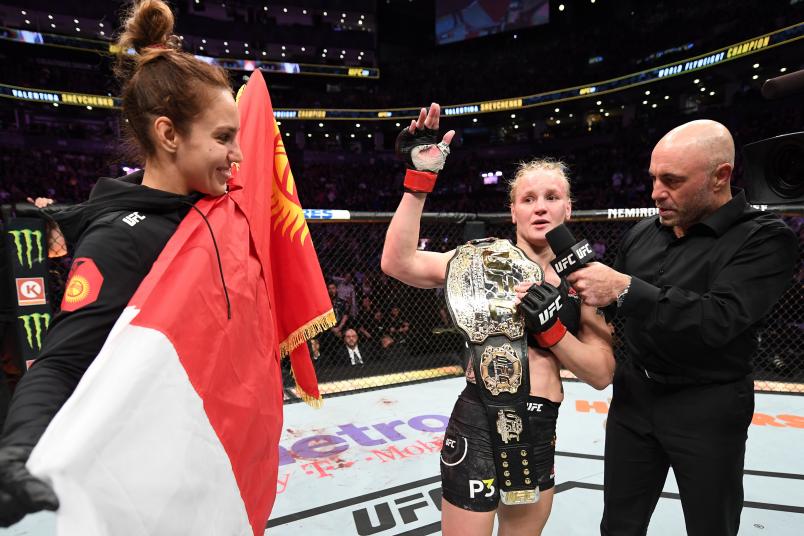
top-left (381, 103), bottom-right (456, 289)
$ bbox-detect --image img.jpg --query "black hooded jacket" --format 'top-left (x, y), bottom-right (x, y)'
top-left (1, 171), bottom-right (199, 449)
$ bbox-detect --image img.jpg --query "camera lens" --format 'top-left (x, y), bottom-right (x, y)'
top-left (766, 138), bottom-right (804, 199)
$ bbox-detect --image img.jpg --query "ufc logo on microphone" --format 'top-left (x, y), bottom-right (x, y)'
top-left (538, 296), bottom-right (562, 325)
top-left (554, 254), bottom-right (576, 272)
top-left (574, 243), bottom-right (593, 258)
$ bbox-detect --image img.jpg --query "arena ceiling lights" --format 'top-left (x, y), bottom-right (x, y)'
top-left (1, 22), bottom-right (802, 119)
top-left (0, 26), bottom-right (379, 80)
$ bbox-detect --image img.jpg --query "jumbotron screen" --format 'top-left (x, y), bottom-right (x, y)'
top-left (436, 0), bottom-right (550, 45)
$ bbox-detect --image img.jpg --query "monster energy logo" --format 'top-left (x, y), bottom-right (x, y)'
top-left (8, 229), bottom-right (44, 268)
top-left (19, 313), bottom-right (51, 351)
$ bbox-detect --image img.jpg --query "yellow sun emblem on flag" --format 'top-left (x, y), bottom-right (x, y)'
top-left (235, 80), bottom-right (309, 246)
top-left (271, 121), bottom-right (309, 246)
top-left (65, 275), bottom-right (90, 303)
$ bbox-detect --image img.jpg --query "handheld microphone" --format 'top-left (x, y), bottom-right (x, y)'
top-left (545, 224), bottom-right (595, 277)
top-left (546, 224), bottom-right (619, 320)
top-left (761, 69), bottom-right (804, 100)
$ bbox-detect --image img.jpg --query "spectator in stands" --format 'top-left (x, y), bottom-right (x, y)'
top-left (4, 98), bottom-right (798, 215)
top-left (355, 307), bottom-right (395, 358)
top-left (308, 338), bottom-right (321, 361)
top-left (315, 281), bottom-right (351, 365)
top-left (355, 297), bottom-right (376, 343)
top-left (341, 329), bottom-right (365, 366)
top-left (369, 309), bottom-right (392, 347)
top-left (431, 305), bottom-right (464, 355)
top-left (334, 272), bottom-right (358, 316)
top-left (327, 281), bottom-right (350, 338)
top-left (357, 270), bottom-right (374, 297)
top-left (388, 305), bottom-right (410, 346)
top-left (357, 295), bottom-right (374, 320)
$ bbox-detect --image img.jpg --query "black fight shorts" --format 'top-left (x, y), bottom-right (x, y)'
top-left (439, 382), bottom-right (559, 512)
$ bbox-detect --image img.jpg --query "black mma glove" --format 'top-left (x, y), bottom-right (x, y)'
top-left (519, 282), bottom-right (568, 348)
top-left (395, 125), bottom-right (450, 193)
top-left (0, 446), bottom-right (59, 527)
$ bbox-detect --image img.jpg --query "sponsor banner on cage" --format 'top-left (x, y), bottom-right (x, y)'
top-left (303, 208), bottom-right (351, 220)
top-left (4, 217), bottom-right (51, 363)
top-left (16, 276), bottom-right (46, 306)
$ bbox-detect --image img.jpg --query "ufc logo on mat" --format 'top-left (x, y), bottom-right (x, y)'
top-left (538, 296), bottom-right (562, 325)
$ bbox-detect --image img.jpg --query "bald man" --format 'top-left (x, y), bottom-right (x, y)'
top-left (567, 120), bottom-right (797, 536)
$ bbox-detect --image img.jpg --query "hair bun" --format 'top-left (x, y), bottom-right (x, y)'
top-left (117, 0), bottom-right (176, 54)
top-left (113, 0), bottom-right (232, 164)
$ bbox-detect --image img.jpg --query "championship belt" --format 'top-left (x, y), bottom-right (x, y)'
top-left (445, 238), bottom-right (544, 505)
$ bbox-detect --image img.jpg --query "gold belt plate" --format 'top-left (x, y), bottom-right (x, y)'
top-left (446, 239), bottom-right (543, 344)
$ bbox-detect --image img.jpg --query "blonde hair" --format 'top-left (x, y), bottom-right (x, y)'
top-left (507, 158), bottom-right (573, 204)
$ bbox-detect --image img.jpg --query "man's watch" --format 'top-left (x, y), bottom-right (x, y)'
top-left (616, 278), bottom-right (632, 308)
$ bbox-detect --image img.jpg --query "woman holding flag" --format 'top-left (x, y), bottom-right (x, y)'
top-left (0, 0), bottom-right (332, 532)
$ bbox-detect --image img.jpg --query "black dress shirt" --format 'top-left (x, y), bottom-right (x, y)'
top-left (615, 189), bottom-right (797, 382)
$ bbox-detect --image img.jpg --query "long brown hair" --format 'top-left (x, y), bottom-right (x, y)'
top-left (114, 0), bottom-right (232, 161)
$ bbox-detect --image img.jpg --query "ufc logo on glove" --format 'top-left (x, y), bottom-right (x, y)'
top-left (538, 296), bottom-right (562, 326)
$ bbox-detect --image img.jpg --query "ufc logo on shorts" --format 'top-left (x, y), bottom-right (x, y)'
top-left (469, 478), bottom-right (495, 498)
top-left (538, 295), bottom-right (562, 325)
top-left (527, 402), bottom-right (543, 412)
top-left (122, 212), bottom-right (146, 227)
top-left (445, 438), bottom-right (457, 448)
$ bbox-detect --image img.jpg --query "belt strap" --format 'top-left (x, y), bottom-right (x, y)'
top-left (445, 238), bottom-right (544, 505)
top-left (470, 334), bottom-right (539, 505)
